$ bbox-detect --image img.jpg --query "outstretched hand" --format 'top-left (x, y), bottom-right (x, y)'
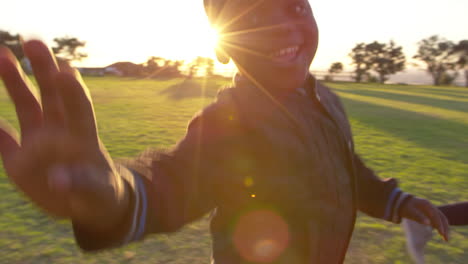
top-left (400, 197), bottom-right (450, 242)
top-left (0, 40), bottom-right (127, 232)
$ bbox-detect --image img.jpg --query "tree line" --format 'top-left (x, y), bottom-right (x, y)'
top-left (328, 36), bottom-right (467, 87)
top-left (113, 56), bottom-right (216, 79)
top-left (0, 30), bottom-right (217, 79)
top-left (1, 30), bottom-right (467, 86)
top-left (0, 31), bottom-right (88, 64)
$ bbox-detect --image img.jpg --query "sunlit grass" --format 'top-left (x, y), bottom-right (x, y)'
top-left (335, 84), bottom-right (468, 103)
top-left (336, 90), bottom-right (468, 125)
top-left (0, 77), bottom-right (467, 263)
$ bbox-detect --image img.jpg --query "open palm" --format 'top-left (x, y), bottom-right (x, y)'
top-left (0, 41), bottom-right (126, 230)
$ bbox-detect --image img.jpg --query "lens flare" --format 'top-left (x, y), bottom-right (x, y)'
top-left (233, 210), bottom-right (290, 263)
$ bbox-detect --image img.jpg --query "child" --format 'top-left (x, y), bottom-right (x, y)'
top-left (404, 202), bottom-right (468, 264)
top-left (0, 0), bottom-right (449, 263)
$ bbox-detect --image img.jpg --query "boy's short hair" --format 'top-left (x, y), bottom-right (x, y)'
top-left (204, 0), bottom-right (261, 27)
top-left (203, 0), bottom-right (224, 23)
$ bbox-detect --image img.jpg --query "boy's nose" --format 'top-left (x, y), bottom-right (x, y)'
top-left (265, 11), bottom-right (298, 35)
top-left (266, 20), bottom-right (298, 41)
top-left (276, 21), bottom-right (295, 34)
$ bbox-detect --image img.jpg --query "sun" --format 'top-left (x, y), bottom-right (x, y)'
top-left (101, 16), bottom-right (233, 74)
top-left (187, 26), bottom-right (220, 59)
top-left (207, 27), bottom-right (221, 51)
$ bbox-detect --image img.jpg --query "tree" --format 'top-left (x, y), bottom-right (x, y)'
top-left (366, 41), bottom-right (406, 84)
top-left (349, 43), bottom-right (370, 83)
top-left (187, 57), bottom-right (215, 79)
top-left (452, 40), bottom-right (468, 87)
top-left (326, 62), bottom-right (343, 81)
top-left (205, 58), bottom-right (215, 77)
top-left (0, 30), bottom-right (23, 61)
top-left (349, 41), bottom-right (405, 84)
top-left (52, 36), bottom-right (87, 62)
top-left (144, 56), bottom-right (164, 77)
top-left (161, 59), bottom-right (184, 78)
top-left (187, 57), bottom-right (201, 79)
top-left (143, 57), bottom-right (184, 79)
top-left (413, 35), bottom-right (459, 86)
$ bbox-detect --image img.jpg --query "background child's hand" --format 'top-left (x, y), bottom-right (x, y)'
top-left (400, 197), bottom-right (450, 242)
top-left (0, 40), bottom-right (128, 232)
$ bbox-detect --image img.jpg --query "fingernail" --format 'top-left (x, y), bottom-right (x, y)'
top-left (48, 165), bottom-right (71, 193)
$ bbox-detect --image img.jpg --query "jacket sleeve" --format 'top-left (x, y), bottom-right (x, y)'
top-left (354, 154), bottom-right (413, 223)
top-left (316, 79), bottom-right (413, 224)
top-left (72, 100), bottom-right (241, 251)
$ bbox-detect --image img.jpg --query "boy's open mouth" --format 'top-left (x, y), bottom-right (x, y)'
top-left (269, 45), bottom-right (300, 64)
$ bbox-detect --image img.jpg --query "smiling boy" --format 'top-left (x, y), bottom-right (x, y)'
top-left (0, 0), bottom-right (449, 263)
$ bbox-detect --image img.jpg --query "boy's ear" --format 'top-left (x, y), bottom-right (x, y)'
top-left (215, 48), bottom-right (230, 64)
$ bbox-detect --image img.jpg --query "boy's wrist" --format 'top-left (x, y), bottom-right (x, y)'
top-left (384, 188), bottom-right (414, 223)
top-left (71, 167), bottom-right (131, 234)
top-left (71, 163), bottom-right (151, 251)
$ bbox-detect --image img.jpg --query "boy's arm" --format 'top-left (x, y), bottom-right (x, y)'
top-left (353, 154), bottom-right (410, 223)
top-left (354, 154), bottom-right (449, 240)
top-left (0, 41), bottom-right (252, 251)
top-left (72, 102), bottom-right (240, 251)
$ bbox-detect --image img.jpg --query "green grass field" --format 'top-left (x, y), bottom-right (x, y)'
top-left (0, 77), bottom-right (467, 263)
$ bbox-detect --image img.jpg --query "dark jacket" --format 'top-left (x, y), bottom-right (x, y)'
top-left (72, 75), bottom-right (402, 264)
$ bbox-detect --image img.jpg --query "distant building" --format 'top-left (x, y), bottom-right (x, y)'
top-left (78, 67), bottom-right (105, 76)
top-left (104, 62), bottom-right (144, 77)
top-left (76, 62), bottom-right (145, 77)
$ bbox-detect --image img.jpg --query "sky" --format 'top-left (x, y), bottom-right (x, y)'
top-left (1, 0), bottom-right (467, 75)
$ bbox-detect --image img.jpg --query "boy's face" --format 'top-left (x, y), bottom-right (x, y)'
top-left (215, 0), bottom-right (318, 92)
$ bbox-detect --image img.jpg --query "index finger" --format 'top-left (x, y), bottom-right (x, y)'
top-left (0, 46), bottom-right (43, 140)
top-left (23, 40), bottom-right (64, 127)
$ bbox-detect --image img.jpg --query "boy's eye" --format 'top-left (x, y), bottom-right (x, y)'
top-left (291, 2), bottom-right (309, 16)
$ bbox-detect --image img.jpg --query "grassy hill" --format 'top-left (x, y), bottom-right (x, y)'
top-left (0, 77), bottom-right (467, 263)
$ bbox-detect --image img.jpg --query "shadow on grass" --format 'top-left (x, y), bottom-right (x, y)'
top-left (341, 97), bottom-right (468, 164)
top-left (159, 79), bottom-right (223, 100)
top-left (333, 88), bottom-right (468, 113)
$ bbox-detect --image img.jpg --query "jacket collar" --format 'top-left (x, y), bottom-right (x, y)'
top-left (232, 72), bottom-right (317, 98)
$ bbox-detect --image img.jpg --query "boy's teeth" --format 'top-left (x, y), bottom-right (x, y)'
top-left (271, 46), bottom-right (299, 57)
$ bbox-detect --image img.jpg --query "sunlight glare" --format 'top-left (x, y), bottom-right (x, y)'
top-left (207, 27), bottom-right (220, 51)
